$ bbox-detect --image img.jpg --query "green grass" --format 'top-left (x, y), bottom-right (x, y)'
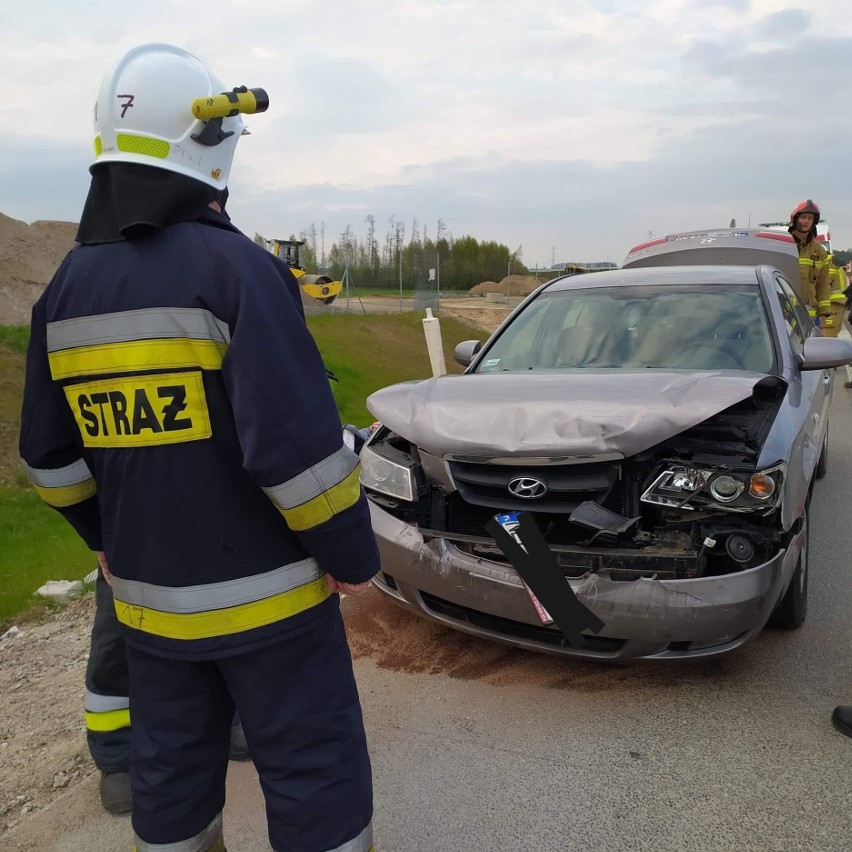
top-left (0, 325), bottom-right (30, 353)
top-left (0, 488), bottom-right (95, 627)
top-left (308, 312), bottom-right (476, 425)
top-left (0, 312), bottom-right (483, 627)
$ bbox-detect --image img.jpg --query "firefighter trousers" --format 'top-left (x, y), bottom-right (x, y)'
top-left (85, 567), bottom-right (131, 774)
top-left (128, 604), bottom-right (374, 852)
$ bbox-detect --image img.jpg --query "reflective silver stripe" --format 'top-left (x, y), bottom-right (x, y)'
top-left (135, 812), bottom-right (223, 852)
top-left (263, 445), bottom-right (359, 510)
top-left (110, 558), bottom-right (322, 614)
top-left (21, 458), bottom-right (93, 488)
top-left (84, 689), bottom-right (129, 712)
top-left (46, 308), bottom-right (230, 352)
top-left (327, 822), bottom-right (374, 852)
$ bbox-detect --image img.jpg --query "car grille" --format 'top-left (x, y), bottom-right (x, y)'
top-left (448, 459), bottom-right (620, 514)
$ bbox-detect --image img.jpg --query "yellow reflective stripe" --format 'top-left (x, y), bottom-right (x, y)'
top-left (830, 292), bottom-right (847, 303)
top-left (94, 136), bottom-right (103, 157)
top-left (114, 576), bottom-right (330, 640)
top-left (32, 478), bottom-right (97, 508)
top-left (48, 338), bottom-right (227, 380)
top-left (23, 458), bottom-right (96, 506)
top-left (279, 466), bottom-right (362, 531)
top-left (117, 133), bottom-right (170, 159)
top-left (817, 300), bottom-right (831, 308)
top-left (85, 708), bottom-right (131, 733)
top-left (263, 446), bottom-right (359, 510)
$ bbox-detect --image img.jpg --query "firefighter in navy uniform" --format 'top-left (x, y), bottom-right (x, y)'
top-left (788, 199), bottom-right (832, 326)
top-left (83, 189), bottom-right (251, 817)
top-left (20, 43), bottom-right (378, 852)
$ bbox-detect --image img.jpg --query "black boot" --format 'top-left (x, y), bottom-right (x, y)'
top-left (831, 706), bottom-right (852, 738)
top-left (99, 771), bottom-right (132, 814)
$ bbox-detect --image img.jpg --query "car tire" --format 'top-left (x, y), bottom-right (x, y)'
top-left (815, 428), bottom-right (828, 480)
top-left (769, 503), bottom-right (809, 629)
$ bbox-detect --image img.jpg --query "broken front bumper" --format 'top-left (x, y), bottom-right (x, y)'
top-left (368, 502), bottom-right (802, 661)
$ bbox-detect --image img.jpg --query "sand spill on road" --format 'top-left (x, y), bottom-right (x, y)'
top-left (341, 590), bottom-right (732, 692)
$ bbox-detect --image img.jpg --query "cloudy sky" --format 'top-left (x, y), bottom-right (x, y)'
top-left (2, 0), bottom-right (850, 268)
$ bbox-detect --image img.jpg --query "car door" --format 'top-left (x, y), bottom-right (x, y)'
top-left (773, 273), bottom-right (829, 483)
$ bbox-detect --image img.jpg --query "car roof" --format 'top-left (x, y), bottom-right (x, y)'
top-left (544, 264), bottom-right (764, 293)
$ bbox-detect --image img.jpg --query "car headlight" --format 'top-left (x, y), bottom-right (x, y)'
top-left (641, 466), bottom-right (714, 509)
top-left (642, 463), bottom-right (785, 512)
top-left (709, 474), bottom-right (743, 503)
top-left (360, 445), bottom-right (416, 502)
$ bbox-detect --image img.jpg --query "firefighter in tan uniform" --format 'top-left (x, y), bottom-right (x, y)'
top-left (821, 257), bottom-right (848, 338)
top-left (788, 199), bottom-right (832, 328)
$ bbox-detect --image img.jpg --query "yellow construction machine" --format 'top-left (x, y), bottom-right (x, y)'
top-left (270, 239), bottom-right (342, 305)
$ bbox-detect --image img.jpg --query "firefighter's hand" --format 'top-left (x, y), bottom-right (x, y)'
top-left (96, 551), bottom-right (113, 586)
top-left (326, 575), bottom-right (372, 596)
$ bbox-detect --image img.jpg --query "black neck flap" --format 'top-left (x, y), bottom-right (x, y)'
top-left (76, 163), bottom-right (220, 245)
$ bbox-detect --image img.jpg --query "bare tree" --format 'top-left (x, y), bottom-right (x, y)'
top-left (384, 215), bottom-right (397, 275)
top-left (394, 219), bottom-right (406, 288)
top-left (364, 214), bottom-right (378, 283)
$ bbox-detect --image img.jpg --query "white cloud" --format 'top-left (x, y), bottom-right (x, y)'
top-left (2, 0), bottom-right (851, 264)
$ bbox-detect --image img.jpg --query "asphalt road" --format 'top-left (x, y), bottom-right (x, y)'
top-left (7, 389), bottom-right (852, 852)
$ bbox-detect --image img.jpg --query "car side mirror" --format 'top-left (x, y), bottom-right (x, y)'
top-left (454, 339), bottom-right (482, 367)
top-left (800, 336), bottom-right (852, 371)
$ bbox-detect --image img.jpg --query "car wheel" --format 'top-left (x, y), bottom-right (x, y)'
top-left (815, 428), bottom-right (828, 480)
top-left (769, 503), bottom-right (809, 629)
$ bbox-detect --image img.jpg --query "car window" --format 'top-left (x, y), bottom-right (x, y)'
top-left (476, 295), bottom-right (553, 372)
top-left (777, 274), bottom-right (812, 339)
top-left (773, 275), bottom-right (807, 354)
top-left (475, 283), bottom-right (775, 374)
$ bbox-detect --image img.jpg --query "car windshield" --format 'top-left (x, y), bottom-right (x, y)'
top-left (475, 283), bottom-right (775, 373)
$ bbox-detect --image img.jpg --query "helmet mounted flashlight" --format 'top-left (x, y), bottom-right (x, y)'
top-left (191, 86), bottom-right (269, 120)
top-left (190, 86), bottom-right (269, 147)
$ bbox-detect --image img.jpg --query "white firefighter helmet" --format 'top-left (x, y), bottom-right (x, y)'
top-left (92, 43), bottom-right (246, 188)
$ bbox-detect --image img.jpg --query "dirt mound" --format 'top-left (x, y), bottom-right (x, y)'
top-left (469, 274), bottom-right (541, 296)
top-left (0, 213), bottom-right (78, 326)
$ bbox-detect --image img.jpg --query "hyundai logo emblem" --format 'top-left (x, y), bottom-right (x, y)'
top-left (507, 477), bottom-right (547, 499)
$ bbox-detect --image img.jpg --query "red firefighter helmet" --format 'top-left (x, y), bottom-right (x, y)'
top-left (790, 199), bottom-right (821, 227)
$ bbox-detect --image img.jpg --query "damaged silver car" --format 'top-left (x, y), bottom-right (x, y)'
top-left (362, 263), bottom-right (852, 660)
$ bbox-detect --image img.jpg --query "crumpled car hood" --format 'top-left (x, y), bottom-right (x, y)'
top-left (367, 370), bottom-right (764, 458)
